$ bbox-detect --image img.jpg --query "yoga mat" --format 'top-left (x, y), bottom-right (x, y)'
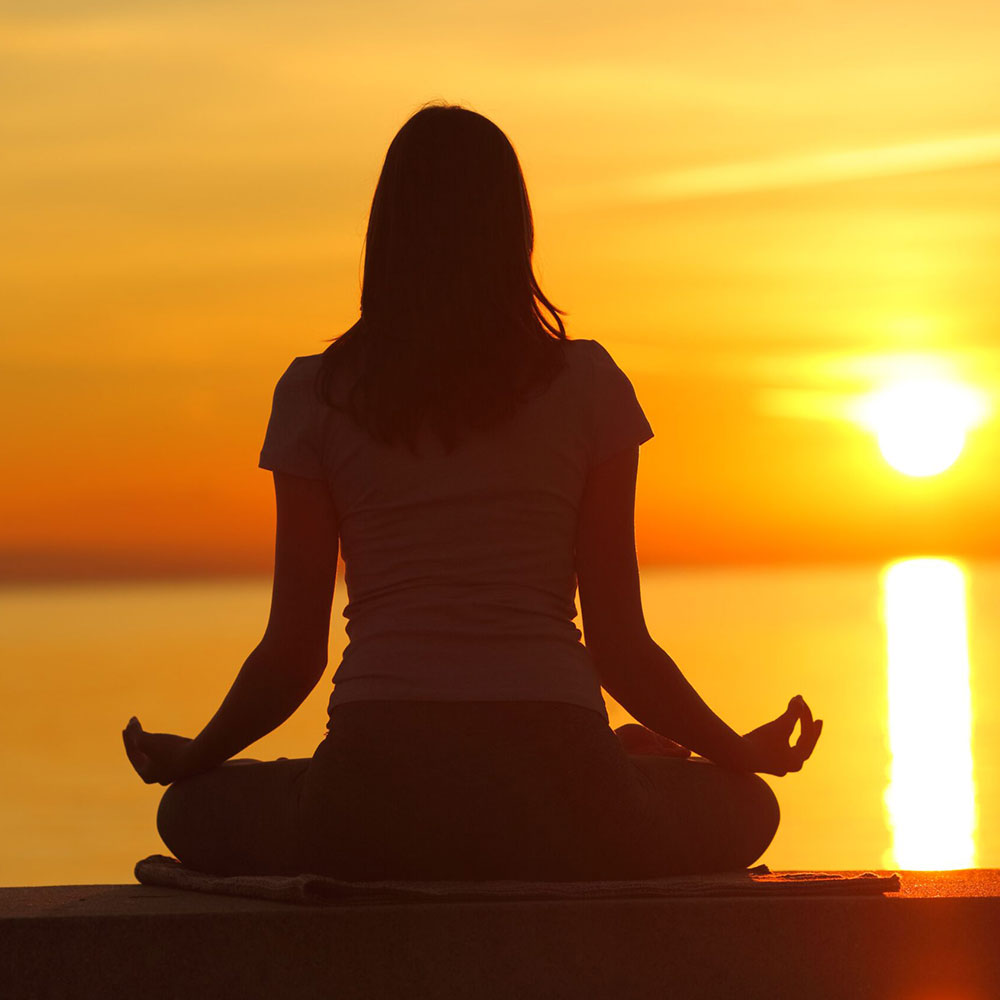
top-left (134, 854), bottom-right (901, 906)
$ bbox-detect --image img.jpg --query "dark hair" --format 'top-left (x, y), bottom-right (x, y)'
top-left (316, 101), bottom-right (569, 452)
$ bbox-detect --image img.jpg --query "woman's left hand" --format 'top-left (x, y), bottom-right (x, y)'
top-left (122, 717), bottom-right (199, 786)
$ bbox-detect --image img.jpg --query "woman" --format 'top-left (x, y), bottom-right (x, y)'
top-left (122, 102), bottom-right (822, 880)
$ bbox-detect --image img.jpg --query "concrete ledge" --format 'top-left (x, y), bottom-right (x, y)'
top-left (3, 871), bottom-right (999, 1000)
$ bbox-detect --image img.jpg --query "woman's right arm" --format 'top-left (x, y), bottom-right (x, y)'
top-left (576, 445), bottom-right (821, 775)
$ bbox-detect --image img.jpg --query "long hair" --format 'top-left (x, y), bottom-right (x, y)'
top-left (316, 102), bottom-right (569, 452)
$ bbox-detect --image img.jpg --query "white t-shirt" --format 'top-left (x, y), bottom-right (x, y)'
top-left (258, 338), bottom-right (653, 721)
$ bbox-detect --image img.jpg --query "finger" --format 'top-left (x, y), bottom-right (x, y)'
top-left (128, 728), bottom-right (150, 757)
top-left (794, 698), bottom-right (813, 749)
top-left (776, 697), bottom-right (799, 738)
top-left (122, 729), bottom-right (154, 781)
top-left (794, 718), bottom-right (823, 765)
top-left (122, 729), bottom-right (142, 768)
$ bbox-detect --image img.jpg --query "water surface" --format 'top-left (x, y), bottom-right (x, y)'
top-left (3, 563), bottom-right (998, 886)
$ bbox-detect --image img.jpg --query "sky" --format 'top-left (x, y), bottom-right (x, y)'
top-left (4, 0), bottom-right (1000, 580)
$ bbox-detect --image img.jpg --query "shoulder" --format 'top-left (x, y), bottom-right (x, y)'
top-left (562, 338), bottom-right (620, 362)
top-left (270, 354), bottom-right (326, 406)
top-left (560, 338), bottom-right (629, 382)
top-left (276, 353), bottom-right (324, 386)
top-left (561, 338), bottom-right (603, 373)
top-left (265, 355), bottom-right (330, 431)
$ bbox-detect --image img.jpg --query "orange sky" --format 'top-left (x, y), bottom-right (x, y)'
top-left (4, 1), bottom-right (1000, 581)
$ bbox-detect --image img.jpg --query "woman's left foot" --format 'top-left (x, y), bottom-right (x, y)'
top-left (614, 723), bottom-right (691, 757)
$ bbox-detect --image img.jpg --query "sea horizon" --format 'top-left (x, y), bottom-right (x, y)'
top-left (3, 559), bottom-right (999, 886)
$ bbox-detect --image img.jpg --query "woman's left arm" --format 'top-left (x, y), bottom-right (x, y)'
top-left (123, 471), bottom-right (339, 784)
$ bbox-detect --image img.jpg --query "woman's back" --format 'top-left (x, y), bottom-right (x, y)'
top-left (140, 104), bottom-right (810, 885)
top-left (258, 337), bottom-right (653, 720)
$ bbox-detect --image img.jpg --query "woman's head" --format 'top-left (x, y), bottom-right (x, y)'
top-left (319, 102), bottom-right (568, 451)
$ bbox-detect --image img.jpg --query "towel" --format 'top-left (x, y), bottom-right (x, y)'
top-left (134, 854), bottom-right (901, 906)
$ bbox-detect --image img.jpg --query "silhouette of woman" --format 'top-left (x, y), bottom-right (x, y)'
top-left (123, 102), bottom-right (822, 879)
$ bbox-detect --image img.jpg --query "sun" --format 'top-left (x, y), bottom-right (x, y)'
top-left (855, 377), bottom-right (987, 477)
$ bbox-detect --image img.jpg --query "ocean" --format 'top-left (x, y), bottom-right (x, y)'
top-left (3, 561), bottom-right (998, 886)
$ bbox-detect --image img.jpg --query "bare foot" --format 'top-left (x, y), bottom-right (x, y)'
top-left (614, 723), bottom-right (691, 757)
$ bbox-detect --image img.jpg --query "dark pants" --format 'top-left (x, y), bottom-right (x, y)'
top-left (156, 701), bottom-right (779, 880)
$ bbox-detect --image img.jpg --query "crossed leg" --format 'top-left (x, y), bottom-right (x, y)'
top-left (156, 757), bottom-right (310, 876)
top-left (626, 754), bottom-right (781, 874)
top-left (155, 732), bottom-right (780, 879)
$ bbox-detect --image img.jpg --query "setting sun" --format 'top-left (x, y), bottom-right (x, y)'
top-left (856, 378), bottom-right (987, 477)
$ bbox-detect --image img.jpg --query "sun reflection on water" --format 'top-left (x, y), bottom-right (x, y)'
top-left (882, 558), bottom-right (976, 870)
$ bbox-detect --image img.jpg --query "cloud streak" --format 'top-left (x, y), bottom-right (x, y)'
top-left (621, 132), bottom-right (1000, 202)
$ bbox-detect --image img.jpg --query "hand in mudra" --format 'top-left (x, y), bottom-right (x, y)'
top-left (122, 716), bottom-right (198, 786)
top-left (615, 723), bottom-right (691, 757)
top-left (741, 695), bottom-right (823, 776)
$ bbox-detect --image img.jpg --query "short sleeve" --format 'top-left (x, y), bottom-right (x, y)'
top-left (587, 341), bottom-right (654, 467)
top-left (258, 357), bottom-right (328, 480)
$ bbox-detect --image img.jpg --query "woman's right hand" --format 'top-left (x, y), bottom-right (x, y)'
top-left (740, 696), bottom-right (823, 776)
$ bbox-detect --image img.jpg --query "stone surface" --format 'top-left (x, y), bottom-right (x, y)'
top-left (3, 871), bottom-right (1000, 1000)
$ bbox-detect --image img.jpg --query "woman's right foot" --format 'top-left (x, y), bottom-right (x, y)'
top-left (614, 723), bottom-right (691, 757)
